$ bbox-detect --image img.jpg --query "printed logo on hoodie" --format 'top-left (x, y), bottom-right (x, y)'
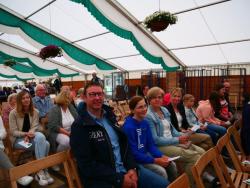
top-left (89, 130), bottom-right (105, 142)
top-left (136, 128), bottom-right (144, 149)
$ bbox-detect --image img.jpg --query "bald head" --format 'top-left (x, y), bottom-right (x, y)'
top-left (35, 84), bottom-right (46, 98)
top-left (224, 81), bottom-right (230, 93)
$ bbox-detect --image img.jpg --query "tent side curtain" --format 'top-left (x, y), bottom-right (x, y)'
top-left (0, 8), bottom-right (116, 71)
top-left (0, 72), bottom-right (33, 81)
top-left (0, 65), bottom-right (35, 81)
top-left (0, 51), bottom-right (79, 77)
top-left (71, 0), bottom-right (180, 72)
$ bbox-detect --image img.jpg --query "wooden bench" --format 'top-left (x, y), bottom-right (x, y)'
top-left (233, 118), bottom-right (242, 130)
top-left (227, 126), bottom-right (250, 173)
top-left (216, 134), bottom-right (250, 188)
top-left (3, 121), bottom-right (34, 165)
top-left (168, 173), bottom-right (190, 188)
top-left (192, 148), bottom-right (229, 188)
top-left (8, 150), bottom-right (81, 188)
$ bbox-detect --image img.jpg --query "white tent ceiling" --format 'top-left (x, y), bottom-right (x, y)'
top-left (0, 0), bottom-right (250, 81)
top-left (117, 0), bottom-right (250, 66)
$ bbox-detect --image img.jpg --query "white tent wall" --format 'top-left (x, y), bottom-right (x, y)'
top-left (0, 0), bottom-right (249, 84)
top-left (0, 79), bottom-right (22, 87)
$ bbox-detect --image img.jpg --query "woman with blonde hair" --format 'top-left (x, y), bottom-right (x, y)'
top-left (145, 87), bottom-right (214, 186)
top-left (47, 89), bottom-right (78, 154)
top-left (165, 87), bottom-right (213, 150)
top-left (9, 90), bottom-right (53, 186)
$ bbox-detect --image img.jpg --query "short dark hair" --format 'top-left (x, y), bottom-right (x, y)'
top-left (209, 91), bottom-right (221, 112)
top-left (142, 85), bottom-right (149, 91)
top-left (83, 81), bottom-right (103, 95)
top-left (214, 83), bottom-right (224, 91)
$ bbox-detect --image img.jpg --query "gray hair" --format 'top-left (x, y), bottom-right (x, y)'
top-left (35, 84), bottom-right (45, 92)
top-left (77, 88), bottom-right (84, 96)
top-left (7, 93), bottom-right (17, 103)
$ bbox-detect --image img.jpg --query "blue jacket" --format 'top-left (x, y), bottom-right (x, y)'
top-left (70, 103), bottom-right (137, 188)
top-left (32, 96), bottom-right (54, 118)
top-left (145, 105), bottom-right (181, 146)
top-left (123, 116), bottom-right (162, 164)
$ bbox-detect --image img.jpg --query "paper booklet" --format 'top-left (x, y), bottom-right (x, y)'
top-left (190, 125), bottom-right (200, 132)
top-left (243, 179), bottom-right (250, 185)
top-left (242, 160), bottom-right (250, 165)
top-left (168, 156), bottom-right (181, 162)
top-left (18, 140), bottom-right (32, 148)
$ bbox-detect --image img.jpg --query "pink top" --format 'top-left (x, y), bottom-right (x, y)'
top-left (163, 93), bottom-right (171, 106)
top-left (196, 100), bottom-right (222, 126)
top-left (2, 104), bottom-right (14, 124)
top-left (220, 99), bottom-right (230, 120)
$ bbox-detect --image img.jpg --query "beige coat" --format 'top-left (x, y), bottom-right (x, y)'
top-left (9, 108), bottom-right (39, 145)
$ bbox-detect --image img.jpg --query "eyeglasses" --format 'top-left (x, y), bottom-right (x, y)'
top-left (152, 96), bottom-right (163, 100)
top-left (135, 104), bottom-right (147, 110)
top-left (87, 92), bottom-right (104, 98)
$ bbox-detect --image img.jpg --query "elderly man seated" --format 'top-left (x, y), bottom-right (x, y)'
top-left (32, 84), bottom-right (54, 131)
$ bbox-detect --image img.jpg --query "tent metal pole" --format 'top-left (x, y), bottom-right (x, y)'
top-left (72, 32), bottom-right (111, 43)
top-left (173, 0), bottom-right (231, 15)
top-left (102, 38), bottom-right (250, 60)
top-left (169, 38), bottom-right (250, 51)
top-left (25, 0), bottom-right (57, 19)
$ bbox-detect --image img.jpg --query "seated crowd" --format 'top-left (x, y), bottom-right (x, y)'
top-left (0, 80), bottom-right (248, 188)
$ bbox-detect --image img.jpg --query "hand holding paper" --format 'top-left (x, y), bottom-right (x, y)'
top-left (242, 160), bottom-right (250, 165)
top-left (168, 156), bottom-right (181, 162)
top-left (18, 140), bottom-right (32, 148)
top-left (190, 125), bottom-right (200, 132)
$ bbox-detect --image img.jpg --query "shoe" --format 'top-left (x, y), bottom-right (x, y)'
top-left (35, 170), bottom-right (48, 186)
top-left (17, 176), bottom-right (33, 186)
top-left (203, 172), bottom-right (215, 182)
top-left (212, 178), bottom-right (221, 188)
top-left (226, 166), bottom-right (234, 174)
top-left (44, 169), bottom-right (54, 184)
top-left (52, 165), bottom-right (60, 171)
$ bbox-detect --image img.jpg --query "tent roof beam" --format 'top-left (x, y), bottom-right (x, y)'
top-left (173, 0), bottom-right (231, 15)
top-left (25, 0), bottom-right (57, 20)
top-left (169, 38), bottom-right (250, 51)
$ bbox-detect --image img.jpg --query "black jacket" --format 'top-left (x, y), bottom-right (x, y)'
top-left (241, 103), bottom-right (250, 155)
top-left (70, 103), bottom-right (137, 188)
top-left (224, 92), bottom-right (234, 114)
top-left (165, 103), bottom-right (190, 131)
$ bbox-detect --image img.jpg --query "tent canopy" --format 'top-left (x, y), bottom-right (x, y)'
top-left (0, 0), bottom-right (249, 80)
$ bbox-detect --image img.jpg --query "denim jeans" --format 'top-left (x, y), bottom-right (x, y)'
top-left (0, 149), bottom-right (14, 169)
top-left (138, 165), bottom-right (169, 188)
top-left (143, 161), bottom-right (178, 182)
top-left (207, 124), bottom-right (227, 137)
top-left (196, 128), bottom-right (218, 145)
top-left (206, 124), bottom-right (227, 150)
top-left (14, 132), bottom-right (50, 159)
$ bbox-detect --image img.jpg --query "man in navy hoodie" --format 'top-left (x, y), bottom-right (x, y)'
top-left (70, 82), bottom-right (169, 188)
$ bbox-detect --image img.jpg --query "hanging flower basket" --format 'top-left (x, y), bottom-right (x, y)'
top-left (144, 11), bottom-right (177, 32)
top-left (39, 45), bottom-right (63, 60)
top-left (3, 59), bottom-right (16, 67)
